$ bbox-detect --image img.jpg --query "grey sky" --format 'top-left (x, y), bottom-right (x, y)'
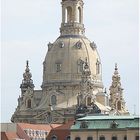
top-left (1, 0), bottom-right (139, 122)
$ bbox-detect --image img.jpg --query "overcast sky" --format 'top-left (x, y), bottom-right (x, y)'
top-left (1, 0), bottom-right (139, 122)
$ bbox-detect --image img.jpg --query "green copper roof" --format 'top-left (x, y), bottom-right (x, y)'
top-left (71, 115), bottom-right (139, 130)
top-left (127, 118), bottom-right (139, 128)
top-left (77, 115), bottom-right (138, 121)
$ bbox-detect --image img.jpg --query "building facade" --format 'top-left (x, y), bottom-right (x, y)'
top-left (2, 116), bottom-right (139, 140)
top-left (1, 121), bottom-right (73, 140)
top-left (71, 116), bottom-right (139, 140)
top-left (11, 0), bottom-right (128, 124)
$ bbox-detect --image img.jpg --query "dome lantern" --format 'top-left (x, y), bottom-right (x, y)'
top-left (60, 0), bottom-right (85, 36)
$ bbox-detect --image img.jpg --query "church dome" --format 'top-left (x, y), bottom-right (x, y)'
top-left (42, 0), bottom-right (103, 89)
top-left (42, 35), bottom-right (103, 88)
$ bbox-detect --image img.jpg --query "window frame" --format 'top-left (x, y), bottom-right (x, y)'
top-left (100, 136), bottom-right (105, 140)
top-left (112, 136), bottom-right (117, 140)
top-left (51, 135), bottom-right (57, 140)
top-left (75, 137), bottom-right (81, 140)
top-left (26, 98), bottom-right (31, 108)
top-left (87, 136), bottom-right (93, 140)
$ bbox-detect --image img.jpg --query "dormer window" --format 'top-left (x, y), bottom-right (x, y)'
top-left (80, 121), bottom-right (88, 128)
top-left (111, 121), bottom-right (119, 128)
top-left (75, 41), bottom-right (82, 49)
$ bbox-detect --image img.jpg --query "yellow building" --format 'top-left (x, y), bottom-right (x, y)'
top-left (71, 116), bottom-right (139, 140)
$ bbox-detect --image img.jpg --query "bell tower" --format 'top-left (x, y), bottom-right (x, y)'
top-left (60, 0), bottom-right (85, 36)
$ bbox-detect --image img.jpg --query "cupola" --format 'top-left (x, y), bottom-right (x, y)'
top-left (60, 0), bottom-right (85, 36)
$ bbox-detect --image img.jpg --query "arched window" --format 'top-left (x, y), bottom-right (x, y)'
top-left (51, 95), bottom-right (57, 105)
top-left (27, 99), bottom-right (31, 108)
top-left (87, 137), bottom-right (93, 140)
top-left (117, 101), bottom-right (121, 110)
top-left (77, 7), bottom-right (82, 23)
top-left (52, 135), bottom-right (57, 140)
top-left (65, 6), bottom-right (72, 23)
top-left (124, 136), bottom-right (127, 140)
top-left (75, 137), bottom-right (81, 140)
top-left (87, 97), bottom-right (92, 106)
top-left (100, 136), bottom-right (105, 140)
top-left (67, 136), bottom-right (71, 140)
top-left (112, 136), bottom-right (117, 140)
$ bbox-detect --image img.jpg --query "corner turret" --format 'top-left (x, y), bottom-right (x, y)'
top-left (109, 64), bottom-right (129, 115)
top-left (20, 61), bottom-right (34, 93)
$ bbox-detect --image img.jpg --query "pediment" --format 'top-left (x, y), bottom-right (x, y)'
top-left (33, 110), bottom-right (65, 123)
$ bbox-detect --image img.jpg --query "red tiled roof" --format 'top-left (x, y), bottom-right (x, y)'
top-left (53, 120), bottom-right (74, 130)
top-left (18, 123), bottom-right (61, 131)
top-left (5, 132), bottom-right (19, 140)
top-left (47, 120), bottom-right (74, 140)
top-left (1, 121), bottom-right (74, 140)
top-left (1, 132), bottom-right (8, 140)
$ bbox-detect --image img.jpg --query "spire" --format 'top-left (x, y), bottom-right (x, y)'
top-left (60, 0), bottom-right (85, 36)
top-left (109, 64), bottom-right (129, 115)
top-left (20, 60), bottom-right (34, 89)
top-left (114, 63), bottom-right (119, 75)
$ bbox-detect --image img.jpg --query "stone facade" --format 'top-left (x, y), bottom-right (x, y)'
top-left (11, 0), bottom-right (128, 124)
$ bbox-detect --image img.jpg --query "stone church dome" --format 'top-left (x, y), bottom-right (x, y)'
top-left (42, 36), bottom-right (103, 88)
top-left (42, 0), bottom-right (103, 89)
top-left (13, 0), bottom-right (126, 124)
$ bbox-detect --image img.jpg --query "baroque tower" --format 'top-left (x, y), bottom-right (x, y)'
top-left (11, 0), bottom-right (128, 124)
top-left (109, 64), bottom-right (129, 115)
